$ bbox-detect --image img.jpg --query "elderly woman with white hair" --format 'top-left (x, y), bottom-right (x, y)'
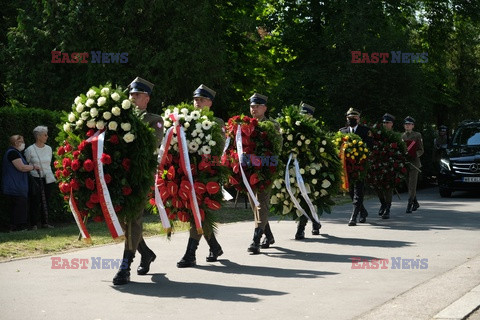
top-left (25, 125), bottom-right (56, 229)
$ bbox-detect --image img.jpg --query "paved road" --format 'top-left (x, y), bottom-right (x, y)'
top-left (1, 187), bottom-right (479, 320)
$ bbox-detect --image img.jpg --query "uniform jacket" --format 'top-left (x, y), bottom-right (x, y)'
top-left (142, 112), bottom-right (164, 147)
top-left (402, 131), bottom-right (424, 168)
top-left (339, 124), bottom-right (373, 148)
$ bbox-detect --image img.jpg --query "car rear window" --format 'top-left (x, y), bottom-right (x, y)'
top-left (452, 126), bottom-right (480, 146)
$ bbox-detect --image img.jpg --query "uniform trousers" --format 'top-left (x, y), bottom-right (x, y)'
top-left (247, 190), bottom-right (271, 229)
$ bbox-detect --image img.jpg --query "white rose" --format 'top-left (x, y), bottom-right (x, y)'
top-left (180, 108), bottom-right (188, 115)
top-left (312, 179), bottom-right (318, 185)
top-left (100, 87), bottom-right (110, 96)
top-left (287, 134), bottom-right (293, 141)
top-left (322, 140), bottom-right (327, 145)
top-left (195, 123), bottom-right (202, 130)
top-left (63, 123), bottom-right (71, 132)
top-left (123, 132), bottom-right (135, 143)
top-left (121, 122), bottom-right (131, 131)
top-left (195, 138), bottom-right (202, 145)
top-left (322, 179), bottom-right (331, 188)
top-left (310, 169), bottom-right (316, 175)
top-left (164, 120), bottom-right (171, 128)
top-left (295, 120), bottom-right (301, 126)
top-left (86, 89), bottom-right (96, 98)
top-left (305, 139), bottom-right (311, 145)
top-left (103, 112), bottom-right (112, 120)
top-left (164, 109), bottom-right (171, 117)
top-left (274, 179), bottom-right (283, 189)
top-left (314, 191), bottom-right (320, 197)
top-left (201, 146), bottom-right (211, 155)
top-left (86, 119), bottom-right (96, 128)
top-left (111, 92), bottom-right (120, 101)
top-left (300, 168), bottom-right (305, 174)
top-left (191, 130), bottom-right (198, 137)
top-left (75, 119), bottom-right (83, 127)
top-left (112, 106), bottom-right (121, 116)
top-left (321, 189), bottom-right (328, 196)
top-left (96, 120), bottom-right (105, 130)
top-left (185, 115), bottom-right (193, 122)
top-left (271, 195), bottom-right (279, 205)
top-left (90, 108), bottom-right (98, 117)
top-left (184, 122), bottom-right (190, 129)
top-left (97, 97), bottom-right (107, 106)
top-left (108, 121), bottom-right (118, 131)
top-left (173, 107), bottom-right (179, 114)
top-left (320, 147), bottom-right (325, 153)
top-left (81, 111), bottom-right (90, 120)
top-left (205, 134), bottom-right (211, 141)
top-left (300, 135), bottom-right (305, 140)
top-left (121, 99), bottom-right (131, 110)
top-left (173, 144), bottom-right (179, 151)
top-left (86, 98), bottom-right (95, 107)
top-left (290, 177), bottom-right (295, 183)
top-left (208, 140), bottom-right (216, 146)
top-left (74, 96), bottom-right (81, 105)
top-left (68, 112), bottom-right (76, 122)
top-left (297, 141), bottom-right (302, 146)
top-left (76, 103), bottom-right (84, 113)
top-left (198, 132), bottom-right (205, 138)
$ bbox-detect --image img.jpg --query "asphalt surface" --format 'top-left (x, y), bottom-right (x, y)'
top-left (1, 187), bottom-right (479, 320)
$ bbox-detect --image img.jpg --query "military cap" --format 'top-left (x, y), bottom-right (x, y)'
top-left (249, 93), bottom-right (268, 105)
top-left (300, 102), bottom-right (315, 115)
top-left (129, 77), bottom-right (154, 95)
top-left (345, 107), bottom-right (361, 117)
top-left (439, 125), bottom-right (448, 132)
top-left (404, 116), bottom-right (415, 124)
top-left (383, 113), bottom-right (395, 122)
top-left (193, 84), bottom-right (216, 101)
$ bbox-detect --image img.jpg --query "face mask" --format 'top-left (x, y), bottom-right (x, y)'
top-left (347, 118), bottom-right (358, 127)
top-left (18, 143), bottom-right (25, 151)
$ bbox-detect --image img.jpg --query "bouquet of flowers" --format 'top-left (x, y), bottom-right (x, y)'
top-left (150, 103), bottom-right (228, 236)
top-left (270, 105), bottom-right (342, 219)
top-left (55, 84), bottom-right (158, 240)
top-left (332, 132), bottom-right (370, 188)
top-left (222, 115), bottom-right (282, 194)
top-left (366, 123), bottom-right (407, 189)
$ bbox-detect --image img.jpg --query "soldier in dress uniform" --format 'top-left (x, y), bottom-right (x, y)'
top-left (247, 93), bottom-right (277, 254)
top-left (177, 84), bottom-right (224, 268)
top-left (402, 116), bottom-right (424, 213)
top-left (295, 102), bottom-right (321, 239)
top-left (113, 77), bottom-right (164, 285)
top-left (339, 108), bottom-right (372, 226)
top-left (377, 113), bottom-right (395, 220)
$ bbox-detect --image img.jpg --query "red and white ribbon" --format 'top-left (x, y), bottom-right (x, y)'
top-left (170, 113), bottom-right (203, 234)
top-left (154, 126), bottom-right (175, 233)
top-left (69, 190), bottom-right (91, 243)
top-left (89, 130), bottom-right (124, 239)
top-left (235, 125), bottom-right (259, 207)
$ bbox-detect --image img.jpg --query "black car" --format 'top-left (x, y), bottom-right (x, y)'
top-left (438, 120), bottom-right (480, 197)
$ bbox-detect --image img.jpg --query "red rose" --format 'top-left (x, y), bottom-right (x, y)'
top-left (114, 205), bottom-right (122, 212)
top-left (54, 160), bottom-right (59, 167)
top-left (70, 179), bottom-right (80, 191)
top-left (57, 147), bottom-right (65, 155)
top-left (73, 151), bottom-right (81, 159)
top-left (122, 186), bottom-right (132, 196)
top-left (86, 201), bottom-right (95, 209)
top-left (62, 158), bottom-right (72, 168)
top-left (149, 198), bottom-right (156, 206)
top-left (62, 168), bottom-right (70, 178)
top-left (78, 140), bottom-right (87, 151)
top-left (109, 135), bottom-right (119, 144)
top-left (65, 144), bottom-right (72, 152)
top-left (55, 170), bottom-right (62, 179)
top-left (85, 178), bottom-right (95, 190)
top-left (104, 173), bottom-right (112, 184)
top-left (90, 193), bottom-right (100, 203)
top-left (101, 153), bottom-right (112, 165)
top-left (71, 159), bottom-right (81, 171)
top-left (86, 129), bottom-right (95, 137)
top-left (59, 182), bottom-right (70, 194)
top-left (93, 216), bottom-right (104, 222)
top-left (122, 158), bottom-right (131, 171)
top-left (83, 159), bottom-right (94, 172)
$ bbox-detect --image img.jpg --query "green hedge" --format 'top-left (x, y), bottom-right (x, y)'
top-left (0, 106), bottom-right (72, 230)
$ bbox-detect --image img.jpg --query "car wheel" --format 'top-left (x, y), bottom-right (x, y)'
top-left (439, 187), bottom-right (452, 198)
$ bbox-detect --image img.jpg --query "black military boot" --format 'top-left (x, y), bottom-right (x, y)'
top-left (247, 227), bottom-right (263, 254)
top-left (113, 251), bottom-right (135, 285)
top-left (312, 221), bottom-right (321, 235)
top-left (406, 201), bottom-right (413, 213)
top-left (359, 205), bottom-right (368, 223)
top-left (412, 197), bottom-right (420, 211)
top-left (381, 204), bottom-right (391, 219)
top-left (348, 207), bottom-right (360, 226)
top-left (136, 239), bottom-right (156, 275)
top-left (378, 201), bottom-right (386, 216)
top-left (177, 238), bottom-right (199, 268)
top-left (261, 223), bottom-right (275, 248)
top-left (295, 217), bottom-right (307, 240)
top-left (206, 234), bottom-right (223, 262)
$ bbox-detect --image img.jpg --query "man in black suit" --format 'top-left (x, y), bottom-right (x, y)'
top-left (339, 108), bottom-right (372, 226)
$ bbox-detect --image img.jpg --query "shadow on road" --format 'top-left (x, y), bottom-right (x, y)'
top-left (111, 273), bottom-right (287, 302)
top-left (264, 246), bottom-right (384, 263)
